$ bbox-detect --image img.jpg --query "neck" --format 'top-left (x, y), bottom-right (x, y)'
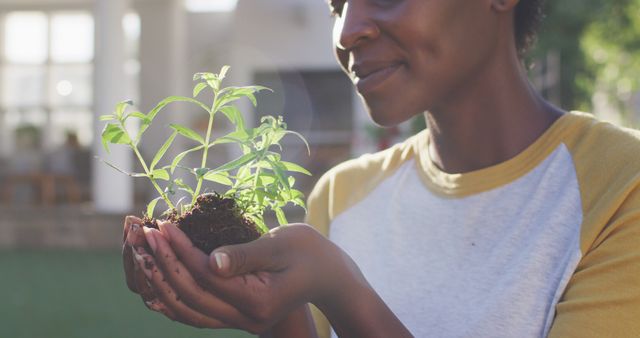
top-left (425, 53), bottom-right (563, 174)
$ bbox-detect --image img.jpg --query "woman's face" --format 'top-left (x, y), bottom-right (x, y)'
top-left (330, 0), bottom-right (502, 126)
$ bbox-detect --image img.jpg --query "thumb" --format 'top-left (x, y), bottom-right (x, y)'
top-left (210, 235), bottom-right (283, 277)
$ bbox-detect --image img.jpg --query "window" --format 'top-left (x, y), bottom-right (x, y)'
top-left (0, 11), bottom-right (95, 155)
top-left (0, 10), bottom-right (140, 204)
top-left (0, 10), bottom-right (140, 154)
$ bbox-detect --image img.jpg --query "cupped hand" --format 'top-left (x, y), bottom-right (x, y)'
top-left (122, 216), bottom-right (153, 297)
top-left (139, 222), bottom-right (365, 335)
top-left (122, 216), bottom-right (181, 318)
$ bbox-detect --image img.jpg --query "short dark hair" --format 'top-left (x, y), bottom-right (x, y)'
top-left (514, 0), bottom-right (545, 55)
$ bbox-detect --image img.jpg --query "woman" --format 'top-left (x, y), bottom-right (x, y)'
top-left (123, 0), bottom-right (640, 337)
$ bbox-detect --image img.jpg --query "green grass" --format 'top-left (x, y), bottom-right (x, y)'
top-left (0, 250), bottom-right (255, 338)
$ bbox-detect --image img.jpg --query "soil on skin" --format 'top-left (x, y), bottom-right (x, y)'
top-left (144, 193), bottom-right (261, 255)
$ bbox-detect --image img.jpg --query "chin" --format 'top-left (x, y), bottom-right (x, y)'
top-left (364, 98), bottom-right (420, 128)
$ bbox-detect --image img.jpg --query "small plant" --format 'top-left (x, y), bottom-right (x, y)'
top-left (100, 66), bottom-right (311, 252)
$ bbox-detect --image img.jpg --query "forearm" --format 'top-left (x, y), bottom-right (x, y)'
top-left (315, 280), bottom-right (412, 338)
top-left (261, 305), bottom-right (318, 338)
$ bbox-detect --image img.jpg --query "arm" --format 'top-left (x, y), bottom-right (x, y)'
top-left (548, 187), bottom-right (640, 337)
top-left (316, 278), bottom-right (412, 338)
top-left (261, 305), bottom-right (318, 338)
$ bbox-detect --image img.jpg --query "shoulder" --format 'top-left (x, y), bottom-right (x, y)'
top-left (560, 111), bottom-right (640, 248)
top-left (305, 130), bottom-right (424, 235)
top-left (564, 111), bottom-right (640, 174)
top-left (550, 113), bottom-right (640, 337)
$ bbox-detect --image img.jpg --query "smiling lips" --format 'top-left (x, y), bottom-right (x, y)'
top-left (351, 62), bottom-right (403, 93)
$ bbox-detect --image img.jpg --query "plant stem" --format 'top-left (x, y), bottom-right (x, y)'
top-left (191, 91), bottom-right (217, 204)
top-left (132, 145), bottom-right (175, 209)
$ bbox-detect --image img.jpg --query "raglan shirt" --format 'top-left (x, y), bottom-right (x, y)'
top-left (305, 112), bottom-right (640, 338)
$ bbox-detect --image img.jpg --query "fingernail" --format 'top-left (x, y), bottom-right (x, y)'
top-left (143, 227), bottom-right (157, 253)
top-left (214, 252), bottom-right (229, 271)
top-left (131, 223), bottom-right (140, 233)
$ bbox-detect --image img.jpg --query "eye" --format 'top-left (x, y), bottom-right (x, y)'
top-left (329, 0), bottom-right (345, 17)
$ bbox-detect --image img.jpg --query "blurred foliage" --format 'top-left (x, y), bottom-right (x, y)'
top-left (532, 0), bottom-right (640, 122)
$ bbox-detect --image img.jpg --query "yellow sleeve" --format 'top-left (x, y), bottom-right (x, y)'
top-left (548, 184), bottom-right (640, 337)
top-left (305, 170), bottom-right (332, 338)
top-left (550, 116), bottom-right (640, 336)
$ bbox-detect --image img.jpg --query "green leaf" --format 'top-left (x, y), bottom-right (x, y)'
top-left (211, 153), bottom-right (258, 174)
top-left (195, 167), bottom-right (209, 179)
top-left (193, 72), bottom-right (215, 82)
top-left (285, 131), bottom-right (311, 156)
top-left (174, 178), bottom-right (194, 196)
top-left (171, 145), bottom-right (204, 174)
top-left (203, 172), bottom-right (233, 186)
top-left (266, 158), bottom-right (290, 190)
top-left (248, 214), bottom-right (269, 235)
top-left (97, 158), bottom-right (140, 177)
top-left (101, 123), bottom-right (131, 152)
top-left (250, 124), bottom-right (271, 140)
top-left (266, 152), bottom-right (282, 162)
top-left (99, 114), bottom-right (115, 121)
top-left (219, 106), bottom-right (246, 132)
top-left (147, 96), bottom-right (211, 122)
top-left (255, 189), bottom-right (266, 207)
top-left (216, 86), bottom-right (271, 109)
top-left (193, 82), bottom-right (208, 98)
top-left (269, 130), bottom-right (287, 146)
top-left (218, 128), bottom-right (250, 144)
top-left (115, 100), bottom-right (134, 120)
top-left (146, 197), bottom-right (163, 218)
top-left (164, 183), bottom-right (176, 196)
top-left (256, 172), bottom-right (276, 185)
top-left (125, 111), bottom-right (150, 125)
top-left (150, 130), bottom-right (178, 170)
top-left (274, 206), bottom-right (288, 226)
top-left (151, 169), bottom-right (170, 181)
top-left (281, 161), bottom-right (312, 175)
top-left (218, 65), bottom-right (230, 81)
top-left (170, 124), bottom-right (205, 144)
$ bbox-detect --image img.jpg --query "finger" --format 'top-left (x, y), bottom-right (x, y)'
top-left (159, 221), bottom-right (283, 278)
top-left (132, 246), bottom-right (158, 301)
top-left (137, 249), bottom-right (230, 329)
top-left (210, 232), bottom-right (286, 278)
top-left (158, 222), bottom-right (275, 325)
top-left (123, 216), bottom-right (144, 292)
top-left (126, 222), bottom-right (147, 248)
top-left (158, 222), bottom-right (213, 282)
top-left (143, 298), bottom-right (179, 321)
top-left (145, 227), bottom-right (258, 329)
top-left (123, 244), bottom-right (138, 292)
top-left (124, 216), bottom-right (143, 242)
top-left (159, 223), bottom-right (278, 310)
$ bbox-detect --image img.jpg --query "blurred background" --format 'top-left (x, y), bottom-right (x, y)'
top-left (0, 0), bottom-right (638, 337)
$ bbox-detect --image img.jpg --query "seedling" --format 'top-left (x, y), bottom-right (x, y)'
top-left (100, 66), bottom-right (311, 252)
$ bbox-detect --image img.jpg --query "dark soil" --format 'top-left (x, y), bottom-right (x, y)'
top-left (144, 193), bottom-right (261, 254)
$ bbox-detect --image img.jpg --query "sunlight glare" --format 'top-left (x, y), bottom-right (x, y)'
top-left (185, 0), bottom-right (238, 12)
top-left (5, 12), bottom-right (48, 64)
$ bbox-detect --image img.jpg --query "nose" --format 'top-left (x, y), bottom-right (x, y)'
top-left (334, 2), bottom-right (380, 51)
